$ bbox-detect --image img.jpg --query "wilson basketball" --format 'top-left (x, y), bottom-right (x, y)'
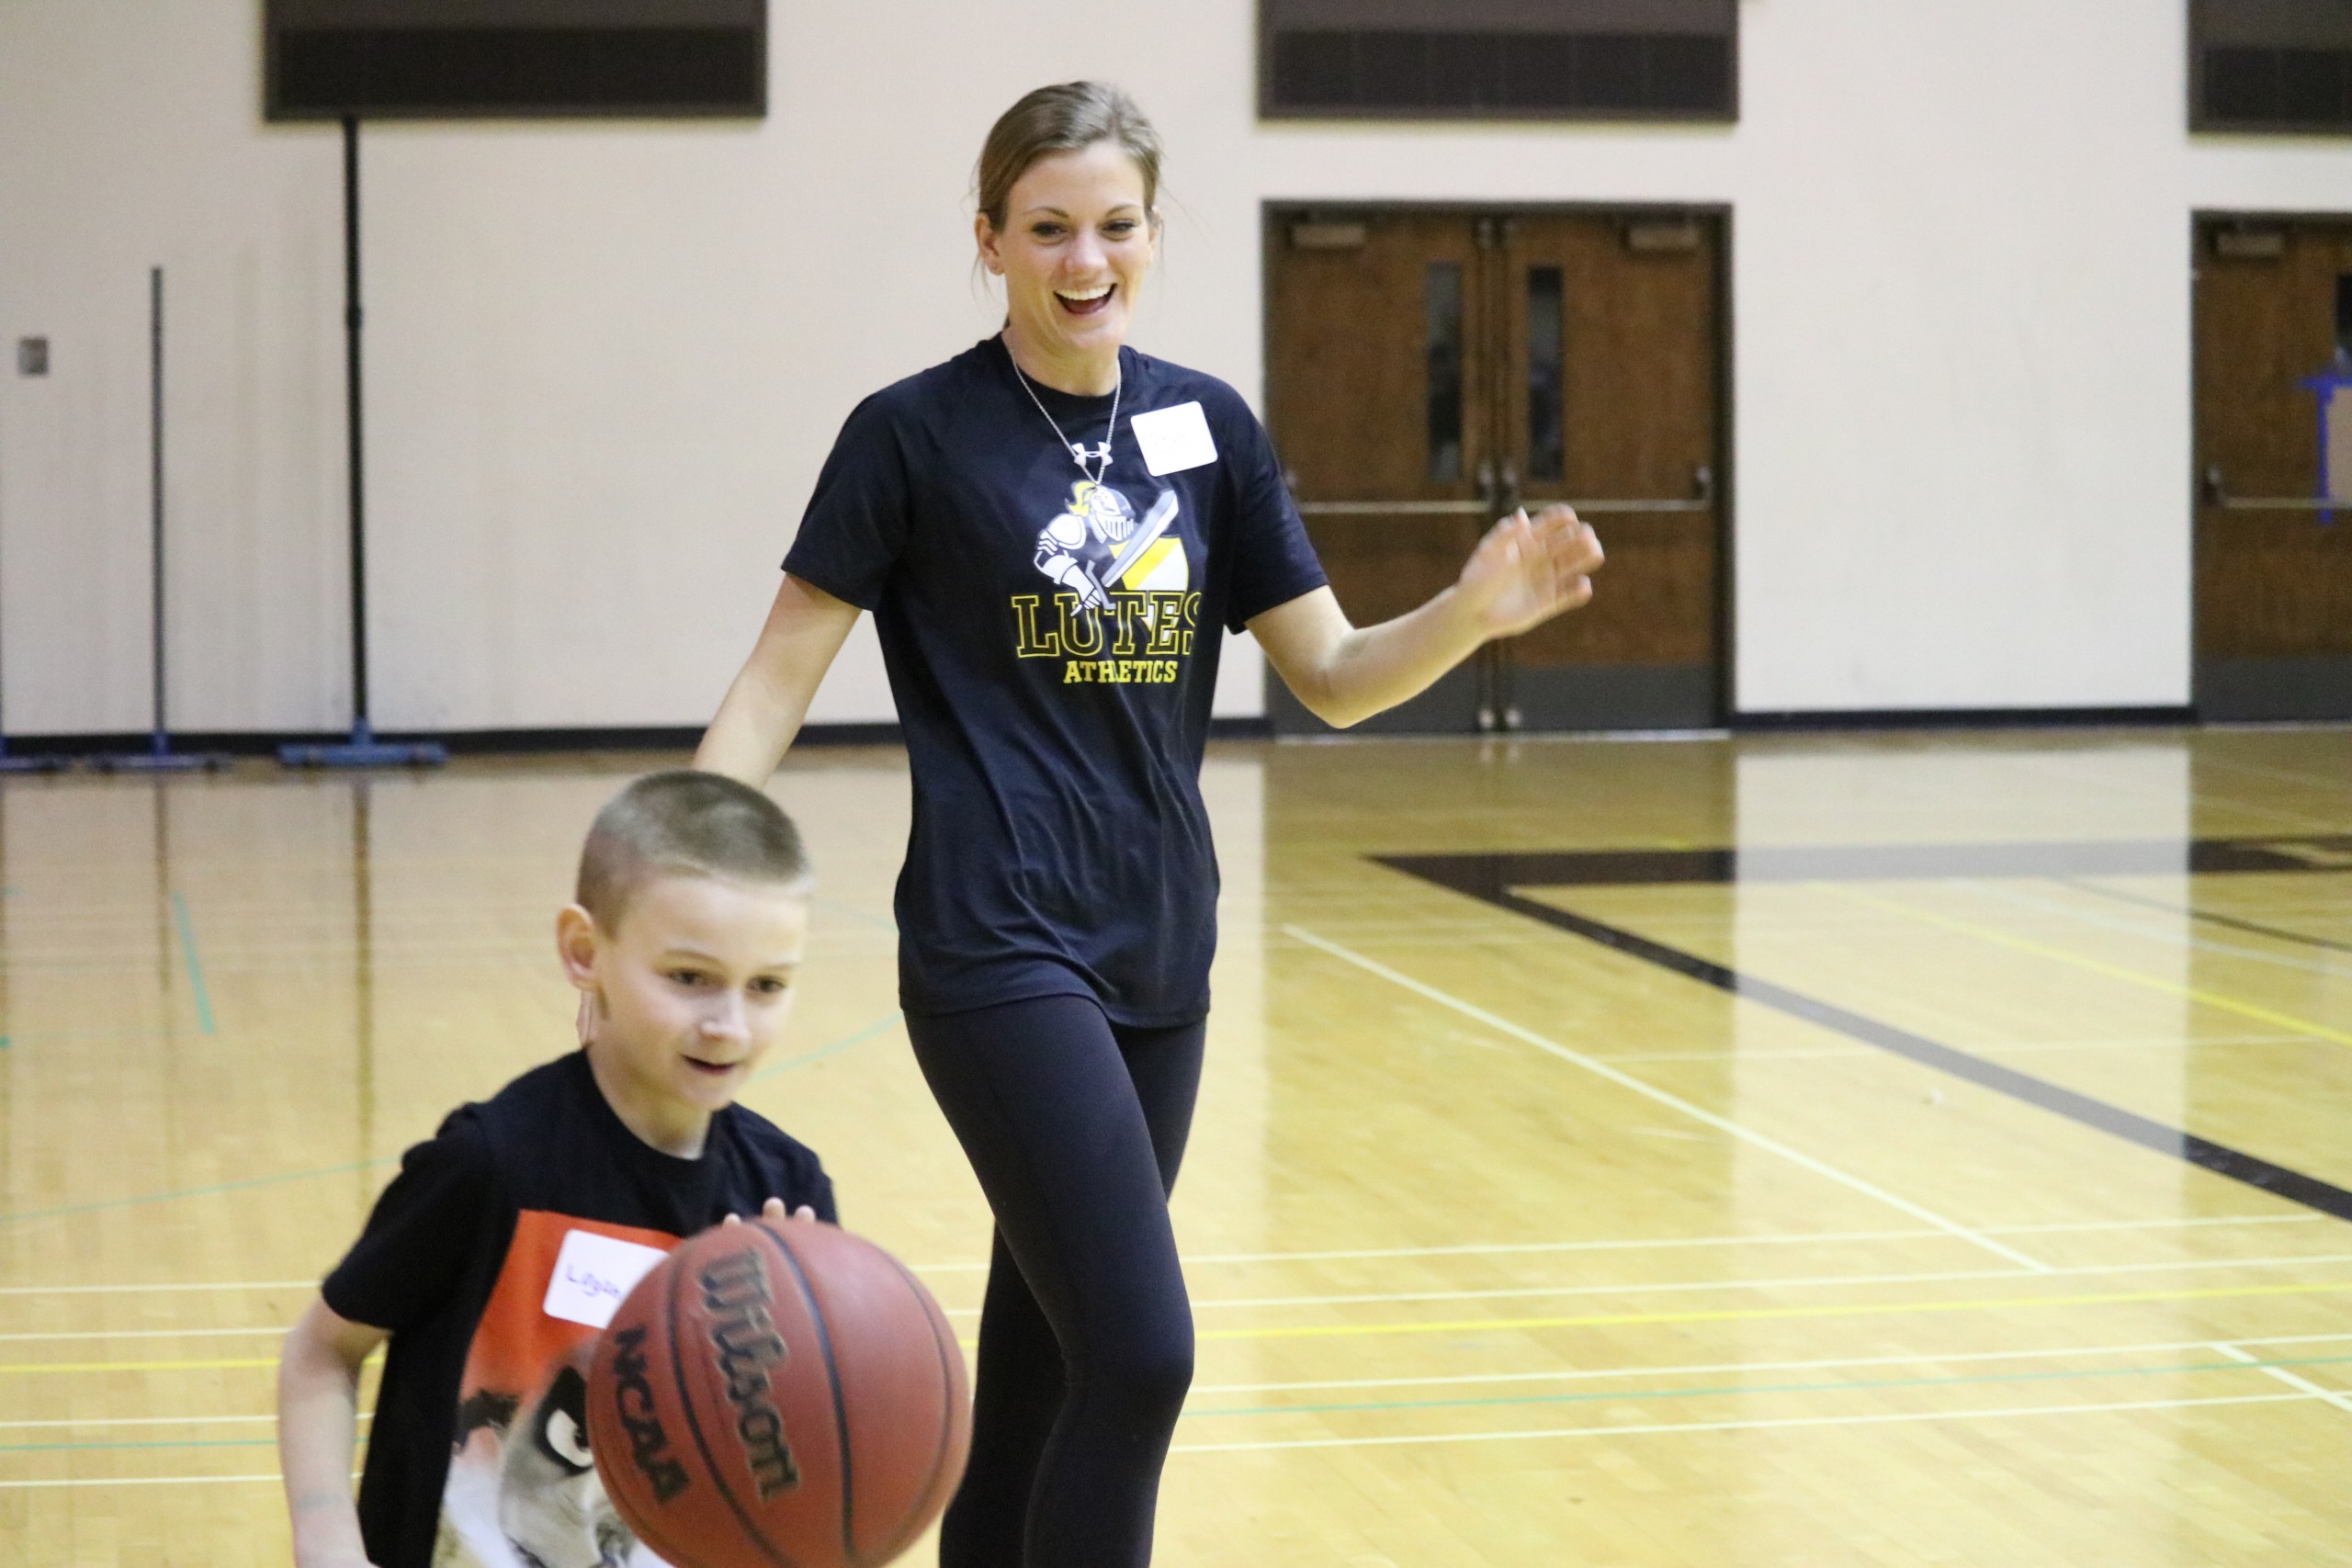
top-left (585, 1216), bottom-right (970, 1568)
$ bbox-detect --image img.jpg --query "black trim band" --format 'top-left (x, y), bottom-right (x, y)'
top-left (1376, 842), bottom-right (2352, 1224)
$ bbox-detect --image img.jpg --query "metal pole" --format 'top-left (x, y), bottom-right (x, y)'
top-left (344, 114), bottom-right (369, 741)
top-left (151, 265), bottom-right (167, 755)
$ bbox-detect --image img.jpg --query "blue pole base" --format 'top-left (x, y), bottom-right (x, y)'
top-left (0, 754), bottom-right (67, 774)
top-left (278, 732), bottom-right (447, 769)
top-left (89, 750), bottom-right (232, 773)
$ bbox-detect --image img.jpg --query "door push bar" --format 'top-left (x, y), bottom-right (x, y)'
top-left (1297, 464), bottom-right (1714, 518)
top-left (2201, 466), bottom-right (2341, 515)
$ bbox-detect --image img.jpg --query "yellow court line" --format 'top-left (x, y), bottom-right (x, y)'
top-left (1825, 887), bottom-right (2352, 1048)
top-left (1196, 1279), bottom-right (2352, 1342)
top-left (0, 1357), bottom-right (280, 1376)
top-left (11, 1283), bottom-right (2347, 1368)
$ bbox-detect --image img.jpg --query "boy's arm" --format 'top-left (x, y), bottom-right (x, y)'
top-left (277, 1294), bottom-right (391, 1568)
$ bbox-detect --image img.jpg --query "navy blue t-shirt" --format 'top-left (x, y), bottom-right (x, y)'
top-left (784, 337), bottom-right (1327, 1026)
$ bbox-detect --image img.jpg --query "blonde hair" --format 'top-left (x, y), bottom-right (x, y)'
top-left (576, 771), bottom-right (812, 931)
top-left (976, 81), bottom-right (1164, 232)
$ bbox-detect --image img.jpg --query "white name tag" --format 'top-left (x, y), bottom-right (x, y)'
top-left (542, 1230), bottom-right (669, 1329)
top-left (1131, 401), bottom-right (1218, 477)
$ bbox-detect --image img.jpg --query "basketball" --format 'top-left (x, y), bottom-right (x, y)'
top-left (584, 1216), bottom-right (971, 1568)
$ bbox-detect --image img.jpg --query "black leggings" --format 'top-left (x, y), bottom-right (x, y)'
top-left (906, 994), bottom-right (1206, 1568)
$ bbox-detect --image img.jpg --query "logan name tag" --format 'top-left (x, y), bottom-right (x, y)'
top-left (543, 1229), bottom-right (669, 1329)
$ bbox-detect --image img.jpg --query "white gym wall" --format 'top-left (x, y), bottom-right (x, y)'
top-left (4, 0), bottom-right (2352, 734)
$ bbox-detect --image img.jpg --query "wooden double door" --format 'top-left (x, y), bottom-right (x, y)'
top-left (1265, 207), bottom-right (1724, 733)
top-left (2194, 215), bottom-right (2352, 720)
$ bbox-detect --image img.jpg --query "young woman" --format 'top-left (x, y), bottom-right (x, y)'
top-left (697, 82), bottom-right (1602, 1568)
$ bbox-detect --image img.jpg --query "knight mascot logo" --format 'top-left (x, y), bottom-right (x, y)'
top-left (1034, 480), bottom-right (1186, 607)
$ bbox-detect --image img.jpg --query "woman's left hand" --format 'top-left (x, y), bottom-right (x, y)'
top-left (1453, 504), bottom-right (1604, 640)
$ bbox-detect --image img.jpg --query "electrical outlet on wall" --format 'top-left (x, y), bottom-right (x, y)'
top-left (16, 337), bottom-right (47, 377)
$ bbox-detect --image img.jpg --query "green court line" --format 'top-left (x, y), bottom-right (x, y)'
top-left (0, 1437), bottom-right (276, 1454)
top-left (0, 1014), bottom-right (900, 1226)
top-left (750, 1012), bottom-right (902, 1082)
top-left (1182, 1352), bottom-right (2352, 1419)
top-left (168, 893), bottom-right (215, 1035)
top-left (0, 1158), bottom-right (395, 1228)
top-left (6, 1353), bottom-right (2346, 1452)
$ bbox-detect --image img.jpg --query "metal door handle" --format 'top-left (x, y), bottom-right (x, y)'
top-left (1297, 496), bottom-right (1711, 517)
top-left (2204, 465), bottom-right (2343, 513)
top-left (1301, 461), bottom-right (1713, 518)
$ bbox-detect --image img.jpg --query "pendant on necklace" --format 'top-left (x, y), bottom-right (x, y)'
top-left (1074, 440), bottom-right (1114, 470)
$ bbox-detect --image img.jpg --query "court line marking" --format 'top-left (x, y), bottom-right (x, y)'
top-left (1181, 1352), bottom-right (2352, 1420)
top-left (0, 1011), bottom-right (903, 1230)
top-left (746, 1011), bottom-right (901, 1083)
top-left (25, 1250), bottom-right (2352, 1338)
top-left (1953, 880), bottom-right (2352, 978)
top-left (2066, 879), bottom-right (2352, 957)
top-left (0, 1213), bottom-right (2319, 1297)
top-left (167, 892), bottom-right (216, 1035)
top-left (1282, 924), bottom-right (2052, 1273)
top-left (1167, 1391), bottom-right (2323, 1455)
top-left (1192, 1278), bottom-right (2352, 1343)
top-left (0, 1469), bottom-right (359, 1492)
top-left (0, 1412), bottom-right (368, 1432)
top-left (20, 1356), bottom-right (2350, 1454)
top-left (2212, 1341), bottom-right (2352, 1417)
top-left (1600, 1033), bottom-right (2319, 1063)
top-left (1374, 861), bottom-right (2352, 1224)
top-left (912, 1213), bottom-right (2322, 1273)
top-left (1162, 1249), bottom-right (2352, 1313)
top-left (0, 1280), bottom-right (318, 1297)
top-left (1828, 887), bottom-right (2352, 1049)
top-left (0, 1160), bottom-right (394, 1229)
top-left (1190, 1330), bottom-right (2352, 1395)
top-left (19, 1280), bottom-right (2352, 1373)
top-left (0, 1326), bottom-right (296, 1344)
top-left (0, 1472), bottom-right (288, 1490)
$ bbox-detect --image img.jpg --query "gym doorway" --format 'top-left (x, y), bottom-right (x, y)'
top-left (2194, 213), bottom-right (2352, 721)
top-left (1262, 206), bottom-right (1729, 735)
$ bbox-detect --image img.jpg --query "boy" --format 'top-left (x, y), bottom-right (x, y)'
top-left (277, 771), bottom-right (838, 1568)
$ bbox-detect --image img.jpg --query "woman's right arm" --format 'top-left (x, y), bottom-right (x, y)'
top-left (695, 573), bottom-right (865, 786)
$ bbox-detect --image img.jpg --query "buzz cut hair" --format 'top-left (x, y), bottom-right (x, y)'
top-left (576, 771), bottom-right (813, 931)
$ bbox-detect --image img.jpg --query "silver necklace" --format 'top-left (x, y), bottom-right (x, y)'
top-left (1010, 346), bottom-right (1121, 486)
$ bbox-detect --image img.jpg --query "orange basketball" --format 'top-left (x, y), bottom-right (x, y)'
top-left (585, 1216), bottom-right (970, 1568)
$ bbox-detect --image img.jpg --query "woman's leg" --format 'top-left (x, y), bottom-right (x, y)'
top-left (908, 996), bottom-right (1206, 1568)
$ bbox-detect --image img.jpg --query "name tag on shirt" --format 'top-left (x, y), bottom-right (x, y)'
top-left (1132, 401), bottom-right (1218, 477)
top-left (543, 1229), bottom-right (669, 1329)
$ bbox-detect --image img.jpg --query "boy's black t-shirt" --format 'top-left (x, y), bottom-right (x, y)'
top-left (322, 1051), bottom-right (835, 1568)
top-left (784, 337), bottom-right (1328, 1027)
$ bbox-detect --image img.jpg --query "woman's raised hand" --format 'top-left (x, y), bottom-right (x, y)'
top-left (1453, 504), bottom-right (1604, 640)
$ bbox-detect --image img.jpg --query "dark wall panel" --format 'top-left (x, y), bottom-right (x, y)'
top-left (266, 0), bottom-right (765, 119)
top-left (1262, 0), bottom-right (1736, 120)
top-left (2194, 0), bottom-right (2352, 133)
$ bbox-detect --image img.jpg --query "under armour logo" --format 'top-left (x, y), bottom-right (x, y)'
top-left (1070, 441), bottom-right (1114, 468)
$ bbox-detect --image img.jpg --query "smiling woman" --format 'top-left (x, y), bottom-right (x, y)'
top-left (692, 79), bottom-right (1606, 1568)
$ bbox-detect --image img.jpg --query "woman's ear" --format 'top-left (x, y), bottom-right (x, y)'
top-left (974, 212), bottom-right (1006, 276)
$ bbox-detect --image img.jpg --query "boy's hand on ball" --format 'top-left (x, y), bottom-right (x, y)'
top-left (722, 1197), bottom-right (815, 1226)
top-left (1454, 503), bottom-right (1602, 639)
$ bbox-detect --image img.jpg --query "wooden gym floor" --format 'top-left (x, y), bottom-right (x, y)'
top-left (1, 726), bottom-right (2348, 1566)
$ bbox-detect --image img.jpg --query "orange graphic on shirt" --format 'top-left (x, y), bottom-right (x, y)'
top-left (437, 1210), bottom-right (684, 1568)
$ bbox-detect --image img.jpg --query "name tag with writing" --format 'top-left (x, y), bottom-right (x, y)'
top-left (1132, 401), bottom-right (1218, 477)
top-left (542, 1229), bottom-right (669, 1329)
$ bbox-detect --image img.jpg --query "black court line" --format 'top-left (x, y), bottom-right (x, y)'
top-left (1376, 838), bottom-right (2352, 1225)
top-left (2061, 879), bottom-right (2352, 957)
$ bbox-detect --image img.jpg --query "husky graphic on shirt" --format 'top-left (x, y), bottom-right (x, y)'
top-left (1014, 479), bottom-right (1201, 684)
top-left (432, 1213), bottom-right (679, 1568)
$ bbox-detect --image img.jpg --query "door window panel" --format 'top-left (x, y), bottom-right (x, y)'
top-left (1426, 262), bottom-right (1464, 482)
top-left (1527, 265), bottom-right (1566, 480)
